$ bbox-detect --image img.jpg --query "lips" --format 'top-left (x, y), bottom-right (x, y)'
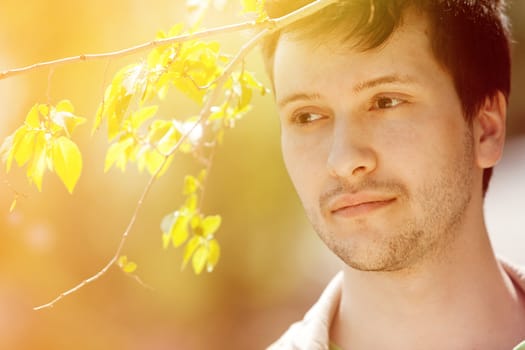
top-left (328, 193), bottom-right (396, 218)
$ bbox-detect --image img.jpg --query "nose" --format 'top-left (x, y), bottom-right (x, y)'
top-left (327, 122), bottom-right (377, 179)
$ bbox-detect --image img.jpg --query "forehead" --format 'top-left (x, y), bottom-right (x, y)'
top-left (272, 10), bottom-right (444, 102)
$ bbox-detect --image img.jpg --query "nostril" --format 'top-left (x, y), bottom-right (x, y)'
top-left (352, 165), bottom-right (368, 176)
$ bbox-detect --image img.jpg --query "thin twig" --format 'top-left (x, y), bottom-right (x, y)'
top-left (129, 274), bottom-right (155, 291)
top-left (0, 21), bottom-right (259, 81)
top-left (33, 165), bottom-right (159, 310)
top-left (32, 0), bottom-right (339, 311)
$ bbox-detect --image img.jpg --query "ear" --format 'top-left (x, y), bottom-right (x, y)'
top-left (473, 91), bottom-right (507, 169)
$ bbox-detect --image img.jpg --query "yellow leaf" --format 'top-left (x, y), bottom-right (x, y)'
top-left (182, 236), bottom-right (200, 270)
top-left (156, 125), bottom-right (181, 155)
top-left (56, 99), bottom-right (74, 113)
top-left (161, 212), bottom-right (176, 233)
top-left (156, 154), bottom-right (174, 177)
top-left (104, 136), bottom-right (134, 172)
top-left (123, 261), bottom-right (137, 273)
top-left (92, 98), bottom-right (106, 134)
top-left (143, 148), bottom-right (165, 175)
top-left (13, 129), bottom-right (37, 167)
top-left (117, 255), bottom-right (137, 273)
top-left (242, 0), bottom-right (257, 12)
top-left (63, 115), bottom-right (86, 136)
top-left (192, 245), bottom-right (208, 274)
top-left (209, 105), bottom-right (225, 121)
top-left (201, 215), bottom-right (221, 238)
top-left (51, 101), bottom-right (86, 136)
top-left (118, 255), bottom-right (128, 266)
top-left (190, 214), bottom-right (202, 231)
top-left (25, 105), bottom-right (41, 128)
top-left (170, 213), bottom-right (190, 248)
top-left (207, 239), bottom-right (220, 272)
top-left (185, 193), bottom-right (198, 211)
top-left (155, 29), bottom-right (167, 40)
top-left (9, 198), bottom-right (17, 212)
top-left (130, 106), bottom-right (158, 130)
top-left (27, 131), bottom-right (48, 191)
top-left (38, 104), bottom-right (50, 118)
top-left (107, 93), bottom-right (132, 141)
top-left (168, 23), bottom-right (184, 37)
top-left (162, 232), bottom-right (171, 249)
top-left (183, 175), bottom-right (199, 195)
top-left (52, 136), bottom-right (82, 194)
top-left (198, 169), bottom-right (207, 182)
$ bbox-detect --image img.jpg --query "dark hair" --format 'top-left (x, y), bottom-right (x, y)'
top-left (261, 0), bottom-right (512, 196)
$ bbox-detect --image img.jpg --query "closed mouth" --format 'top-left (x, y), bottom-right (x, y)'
top-left (329, 196), bottom-right (396, 217)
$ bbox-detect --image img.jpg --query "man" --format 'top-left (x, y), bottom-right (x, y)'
top-left (261, 0), bottom-right (525, 349)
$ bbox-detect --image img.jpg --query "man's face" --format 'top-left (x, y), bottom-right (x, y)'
top-left (273, 12), bottom-right (480, 271)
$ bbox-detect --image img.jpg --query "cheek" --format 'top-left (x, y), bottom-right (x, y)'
top-left (377, 115), bottom-right (471, 183)
top-left (281, 132), bottom-right (327, 199)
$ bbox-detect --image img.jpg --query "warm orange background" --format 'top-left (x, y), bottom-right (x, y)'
top-left (0, 1), bottom-right (524, 349)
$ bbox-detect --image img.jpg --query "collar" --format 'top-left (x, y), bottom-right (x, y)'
top-left (268, 260), bottom-right (525, 350)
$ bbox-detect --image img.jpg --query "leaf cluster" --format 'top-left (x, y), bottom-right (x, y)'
top-left (161, 171), bottom-right (221, 274)
top-left (1, 100), bottom-right (85, 193)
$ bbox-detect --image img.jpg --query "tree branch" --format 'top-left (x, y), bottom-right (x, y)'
top-left (0, 21), bottom-right (258, 81)
top-left (1, 0), bottom-right (339, 81)
top-left (31, 0), bottom-right (339, 311)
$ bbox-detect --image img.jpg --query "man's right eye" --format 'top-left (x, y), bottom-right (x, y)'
top-left (291, 112), bottom-right (325, 125)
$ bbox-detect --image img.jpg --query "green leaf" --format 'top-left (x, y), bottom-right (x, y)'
top-left (52, 136), bottom-right (82, 194)
top-left (192, 245), bottom-right (208, 274)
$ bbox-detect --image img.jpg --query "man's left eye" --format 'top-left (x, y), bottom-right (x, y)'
top-left (372, 96), bottom-right (405, 109)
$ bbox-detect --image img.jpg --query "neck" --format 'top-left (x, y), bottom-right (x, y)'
top-left (331, 215), bottom-right (525, 349)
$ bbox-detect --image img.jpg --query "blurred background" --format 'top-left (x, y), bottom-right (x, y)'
top-left (0, 1), bottom-right (523, 349)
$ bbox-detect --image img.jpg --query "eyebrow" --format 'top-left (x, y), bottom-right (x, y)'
top-left (353, 74), bottom-right (417, 93)
top-left (277, 92), bottom-right (322, 109)
top-left (277, 74), bottom-right (417, 109)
